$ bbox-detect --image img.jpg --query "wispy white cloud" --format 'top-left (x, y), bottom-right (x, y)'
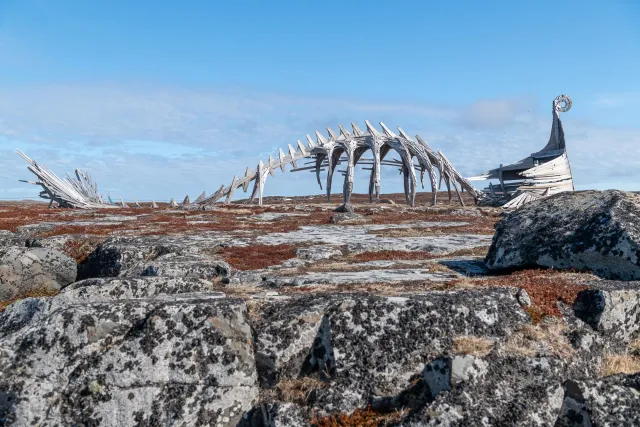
top-left (0, 84), bottom-right (639, 200)
top-left (589, 92), bottom-right (640, 108)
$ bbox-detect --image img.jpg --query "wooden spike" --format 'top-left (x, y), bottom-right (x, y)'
top-left (365, 120), bottom-right (380, 136)
top-left (225, 175), bottom-right (239, 204)
top-left (242, 167), bottom-right (253, 192)
top-left (169, 198), bottom-right (178, 208)
top-left (288, 144), bottom-right (299, 169)
top-left (134, 199), bottom-right (142, 208)
top-left (120, 197), bottom-right (129, 208)
top-left (194, 191), bottom-right (207, 204)
top-left (297, 140), bottom-right (309, 155)
top-left (268, 155), bottom-right (276, 177)
top-left (182, 195), bottom-right (190, 205)
top-left (278, 148), bottom-right (287, 172)
top-left (306, 135), bottom-right (316, 148)
top-left (327, 127), bottom-right (338, 140)
top-left (315, 131), bottom-right (327, 145)
top-left (210, 184), bottom-right (226, 203)
top-left (339, 124), bottom-right (351, 138)
top-left (397, 127), bottom-right (412, 140)
top-left (415, 134), bottom-right (432, 149)
top-left (151, 200), bottom-right (158, 208)
top-left (351, 122), bottom-right (363, 136)
top-left (379, 122), bottom-right (396, 137)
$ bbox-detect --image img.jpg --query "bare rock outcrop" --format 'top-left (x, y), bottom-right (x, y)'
top-left (0, 277), bottom-right (257, 426)
top-left (0, 247), bottom-right (77, 299)
top-left (486, 190), bottom-right (640, 279)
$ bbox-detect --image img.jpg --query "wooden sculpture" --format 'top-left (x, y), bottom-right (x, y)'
top-left (468, 95), bottom-right (574, 208)
top-left (200, 122), bottom-right (483, 207)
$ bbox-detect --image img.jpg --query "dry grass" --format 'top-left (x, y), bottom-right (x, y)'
top-left (217, 244), bottom-right (299, 270)
top-left (368, 215), bottom-right (497, 237)
top-left (311, 407), bottom-right (409, 427)
top-left (630, 339), bottom-right (640, 356)
top-left (0, 287), bottom-right (60, 312)
top-left (351, 250), bottom-right (437, 262)
top-left (277, 376), bottom-right (327, 405)
top-left (502, 318), bottom-right (575, 359)
top-left (452, 336), bottom-right (495, 357)
top-left (444, 246), bottom-right (491, 258)
top-left (600, 353), bottom-right (640, 377)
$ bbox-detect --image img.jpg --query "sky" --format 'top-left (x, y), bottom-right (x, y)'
top-left (0, 0), bottom-right (638, 201)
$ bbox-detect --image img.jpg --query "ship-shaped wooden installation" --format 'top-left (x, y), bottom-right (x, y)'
top-left (200, 121), bottom-right (483, 207)
top-left (468, 95), bottom-right (574, 208)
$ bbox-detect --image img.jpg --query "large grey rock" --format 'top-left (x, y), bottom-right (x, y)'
top-left (411, 356), bottom-right (566, 426)
top-left (555, 375), bottom-right (640, 427)
top-left (0, 247), bottom-right (76, 299)
top-left (254, 289), bottom-right (531, 413)
top-left (573, 282), bottom-right (640, 345)
top-left (77, 235), bottom-right (232, 280)
top-left (486, 190), bottom-right (640, 280)
top-left (0, 291), bottom-right (258, 426)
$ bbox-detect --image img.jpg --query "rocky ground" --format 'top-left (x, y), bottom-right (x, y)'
top-left (0, 191), bottom-right (638, 426)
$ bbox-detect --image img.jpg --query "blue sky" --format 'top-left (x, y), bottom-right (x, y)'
top-left (0, 0), bottom-right (639, 200)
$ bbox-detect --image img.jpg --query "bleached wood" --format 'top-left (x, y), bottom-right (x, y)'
top-left (17, 150), bottom-right (116, 209)
top-left (470, 95), bottom-right (575, 208)
top-left (169, 198), bottom-right (178, 208)
top-left (151, 200), bottom-right (159, 209)
top-left (194, 191), bottom-right (207, 204)
top-left (205, 121), bottom-right (482, 207)
top-left (225, 176), bottom-right (239, 204)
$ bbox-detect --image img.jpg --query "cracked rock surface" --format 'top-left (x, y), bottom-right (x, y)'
top-left (486, 190), bottom-right (640, 279)
top-left (0, 247), bottom-right (76, 299)
top-left (1, 195), bottom-right (640, 426)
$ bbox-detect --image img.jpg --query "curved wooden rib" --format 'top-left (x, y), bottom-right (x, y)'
top-left (199, 122), bottom-right (481, 206)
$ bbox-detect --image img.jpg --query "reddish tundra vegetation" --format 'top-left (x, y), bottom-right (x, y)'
top-left (0, 194), bottom-right (595, 326)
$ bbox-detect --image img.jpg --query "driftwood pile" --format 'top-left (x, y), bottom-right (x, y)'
top-left (17, 150), bottom-right (116, 209)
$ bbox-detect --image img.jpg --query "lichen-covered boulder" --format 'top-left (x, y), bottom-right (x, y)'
top-left (573, 281), bottom-right (640, 346)
top-left (77, 235), bottom-right (231, 280)
top-left (0, 293), bottom-right (258, 426)
top-left (555, 375), bottom-right (640, 427)
top-left (411, 355), bottom-right (566, 426)
top-left (486, 190), bottom-right (640, 280)
top-left (254, 289), bottom-right (531, 413)
top-left (0, 247), bottom-right (76, 299)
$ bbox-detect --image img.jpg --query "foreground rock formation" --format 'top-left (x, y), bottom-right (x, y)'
top-left (486, 190), bottom-right (640, 280)
top-left (0, 192), bottom-right (639, 426)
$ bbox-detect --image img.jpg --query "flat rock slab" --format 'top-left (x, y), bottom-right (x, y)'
top-left (249, 212), bottom-right (310, 221)
top-left (269, 268), bottom-right (457, 287)
top-left (257, 223), bottom-right (490, 255)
